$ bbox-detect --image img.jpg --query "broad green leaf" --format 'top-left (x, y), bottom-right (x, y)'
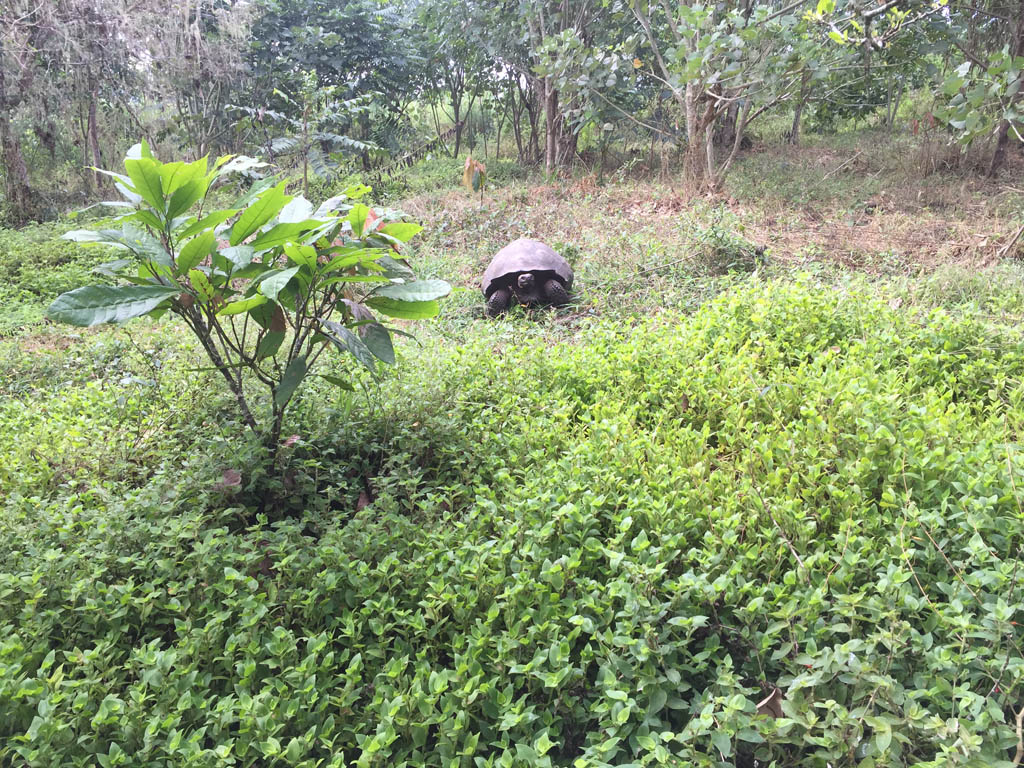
top-left (63, 228), bottom-right (127, 245)
top-left (175, 209), bottom-right (238, 241)
top-left (348, 203), bottom-right (370, 238)
top-left (230, 182), bottom-right (290, 245)
top-left (160, 156), bottom-right (208, 196)
top-left (93, 259), bottom-right (132, 277)
top-left (67, 226), bottom-right (172, 267)
top-left (218, 295), bottom-right (268, 316)
top-left (166, 177), bottom-right (210, 221)
top-left (176, 230), bottom-right (215, 274)
top-left (374, 279), bottom-right (451, 302)
top-left (127, 208), bottom-right (165, 232)
top-left (249, 221), bottom-right (320, 250)
top-left (122, 225), bottom-right (173, 267)
top-left (874, 720), bottom-right (892, 753)
top-left (284, 242), bottom-right (318, 269)
top-left (221, 246), bottom-right (256, 272)
top-left (279, 196), bottom-right (314, 223)
top-left (380, 222), bottom-right (423, 242)
top-left (258, 266), bottom-right (300, 302)
top-left (230, 175), bottom-right (278, 211)
top-left (322, 319), bottom-right (378, 374)
top-left (189, 269), bottom-right (215, 302)
top-left (376, 255), bottom-right (415, 279)
top-left (365, 296), bottom-right (439, 319)
top-left (275, 356), bottom-right (307, 407)
top-left (256, 330), bottom-right (286, 359)
top-left (217, 155), bottom-right (269, 178)
top-left (126, 140), bottom-right (154, 160)
top-left (322, 248), bottom-right (366, 273)
top-left (124, 157), bottom-right (166, 214)
top-left (360, 323), bottom-right (395, 365)
top-left (47, 285), bottom-right (180, 326)
top-left (711, 731), bottom-right (731, 757)
top-left (320, 374), bottom-right (354, 391)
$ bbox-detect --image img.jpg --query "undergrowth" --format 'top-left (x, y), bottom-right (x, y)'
top-left (3, 277), bottom-right (1024, 767)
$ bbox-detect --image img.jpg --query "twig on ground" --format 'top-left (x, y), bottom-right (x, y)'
top-left (806, 151), bottom-right (863, 192)
top-left (996, 221), bottom-right (1024, 260)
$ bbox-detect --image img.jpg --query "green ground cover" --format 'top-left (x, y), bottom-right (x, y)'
top-left (2, 145), bottom-right (1024, 766)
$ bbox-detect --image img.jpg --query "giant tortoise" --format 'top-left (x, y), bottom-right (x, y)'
top-left (481, 238), bottom-right (573, 316)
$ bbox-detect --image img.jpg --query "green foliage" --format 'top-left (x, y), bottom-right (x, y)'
top-left (45, 142), bottom-right (449, 449)
top-left (4, 278), bottom-right (1024, 765)
top-left (0, 219), bottom-right (122, 335)
top-left (936, 53), bottom-right (1024, 146)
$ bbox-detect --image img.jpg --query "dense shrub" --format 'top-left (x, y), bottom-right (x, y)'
top-left (2, 278), bottom-right (1024, 767)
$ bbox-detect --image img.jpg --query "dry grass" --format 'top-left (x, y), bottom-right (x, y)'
top-left (404, 133), bottom-right (1024, 286)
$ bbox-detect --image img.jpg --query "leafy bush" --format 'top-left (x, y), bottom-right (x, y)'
top-left (46, 142), bottom-right (449, 453)
top-left (3, 278), bottom-right (1024, 766)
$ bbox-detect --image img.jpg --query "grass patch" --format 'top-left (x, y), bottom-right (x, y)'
top-left (3, 275), bottom-right (1024, 766)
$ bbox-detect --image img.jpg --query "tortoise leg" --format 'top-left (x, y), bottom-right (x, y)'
top-left (542, 279), bottom-right (570, 307)
top-left (486, 288), bottom-right (512, 316)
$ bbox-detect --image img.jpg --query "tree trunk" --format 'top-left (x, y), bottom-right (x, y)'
top-left (0, 39), bottom-right (34, 224)
top-left (88, 81), bottom-right (104, 190)
top-left (717, 102), bottom-right (738, 147)
top-left (789, 70), bottom-right (811, 145)
top-left (988, 12), bottom-right (1024, 178)
top-left (510, 81), bottom-right (525, 161)
top-left (452, 95), bottom-right (463, 158)
top-left (683, 82), bottom-right (705, 183)
top-left (988, 120), bottom-right (1012, 178)
top-left (544, 78), bottom-right (559, 175)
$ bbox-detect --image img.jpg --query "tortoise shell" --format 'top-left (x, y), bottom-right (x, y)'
top-left (481, 239), bottom-right (574, 298)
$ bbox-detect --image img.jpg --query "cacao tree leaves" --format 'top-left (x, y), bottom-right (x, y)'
top-left (230, 181), bottom-right (290, 245)
top-left (360, 322), bottom-right (396, 365)
top-left (275, 356), bottom-right (308, 407)
top-left (46, 285), bottom-right (181, 326)
top-left (373, 279), bottom-right (451, 302)
top-left (123, 157), bottom-right (166, 213)
top-left (48, 142), bottom-right (447, 446)
top-left (177, 230), bottom-right (216, 273)
top-left (366, 296), bottom-right (441, 319)
top-left (321, 319), bottom-right (379, 373)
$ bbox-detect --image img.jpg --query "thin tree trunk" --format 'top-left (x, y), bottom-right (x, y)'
top-left (510, 80), bottom-right (525, 161)
top-left (0, 38), bottom-right (33, 224)
top-left (789, 70), bottom-right (811, 145)
top-left (988, 12), bottom-right (1024, 177)
top-left (544, 79), bottom-right (559, 175)
top-left (452, 95), bottom-right (463, 158)
top-left (88, 81), bottom-right (104, 190)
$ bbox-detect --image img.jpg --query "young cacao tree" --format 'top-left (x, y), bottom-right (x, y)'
top-left (48, 142), bottom-right (450, 454)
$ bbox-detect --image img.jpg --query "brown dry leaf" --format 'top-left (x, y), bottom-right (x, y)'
top-left (680, 393), bottom-right (690, 413)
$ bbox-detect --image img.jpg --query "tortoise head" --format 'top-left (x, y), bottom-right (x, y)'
top-left (517, 273), bottom-right (536, 291)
